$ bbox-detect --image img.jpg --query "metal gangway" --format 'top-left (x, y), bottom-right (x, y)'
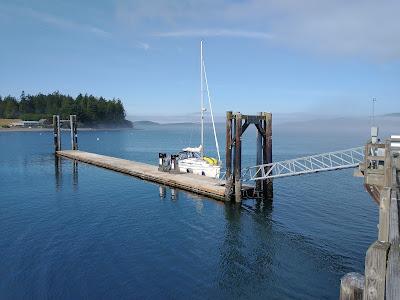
top-left (242, 146), bottom-right (365, 181)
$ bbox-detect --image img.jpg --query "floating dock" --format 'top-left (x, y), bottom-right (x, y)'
top-left (54, 112), bottom-right (272, 202)
top-left (57, 150), bottom-right (227, 201)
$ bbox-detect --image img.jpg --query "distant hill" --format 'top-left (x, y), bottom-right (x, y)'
top-left (132, 120), bottom-right (198, 126)
top-left (384, 113), bottom-right (400, 117)
top-left (166, 122), bottom-right (196, 126)
top-left (132, 120), bottom-right (160, 126)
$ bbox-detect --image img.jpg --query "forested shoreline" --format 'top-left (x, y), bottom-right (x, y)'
top-left (0, 91), bottom-right (132, 127)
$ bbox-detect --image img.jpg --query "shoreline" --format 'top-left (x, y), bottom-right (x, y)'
top-left (0, 127), bottom-right (134, 132)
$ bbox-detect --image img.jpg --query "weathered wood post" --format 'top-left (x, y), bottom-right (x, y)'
top-left (53, 115), bottom-right (61, 153)
top-left (170, 155), bottom-right (179, 173)
top-left (386, 187), bottom-right (400, 300)
top-left (225, 111), bottom-right (233, 201)
top-left (256, 112), bottom-right (263, 192)
top-left (69, 115), bottom-right (78, 150)
top-left (234, 113), bottom-right (242, 203)
top-left (262, 112), bottom-right (273, 199)
top-left (339, 272), bottom-right (365, 300)
top-left (360, 139), bottom-right (400, 300)
top-left (364, 240), bottom-right (390, 300)
top-left (158, 153), bottom-right (167, 171)
top-left (378, 187), bottom-right (392, 242)
top-left (384, 141), bottom-right (393, 187)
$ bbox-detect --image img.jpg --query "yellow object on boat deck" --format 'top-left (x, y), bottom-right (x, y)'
top-left (203, 156), bottom-right (218, 165)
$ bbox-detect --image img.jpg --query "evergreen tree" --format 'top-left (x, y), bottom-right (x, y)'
top-left (0, 91), bottom-right (131, 127)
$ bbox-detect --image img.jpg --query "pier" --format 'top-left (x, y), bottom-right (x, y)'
top-left (57, 150), bottom-right (227, 201)
top-left (53, 113), bottom-right (272, 202)
top-left (340, 136), bottom-right (400, 300)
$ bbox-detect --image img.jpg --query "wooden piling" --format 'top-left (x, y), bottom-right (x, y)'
top-left (378, 187), bottom-right (392, 242)
top-left (256, 112), bottom-right (263, 192)
top-left (53, 115), bottom-right (61, 153)
top-left (364, 240), bottom-right (390, 300)
top-left (386, 189), bottom-right (400, 300)
top-left (339, 272), bottom-right (364, 300)
top-left (225, 111), bottom-right (233, 201)
top-left (384, 141), bottom-right (393, 187)
top-left (69, 115), bottom-right (78, 150)
top-left (224, 111), bottom-right (272, 201)
top-left (234, 113), bottom-right (242, 203)
top-left (262, 112), bottom-right (272, 198)
top-left (265, 113), bottom-right (272, 167)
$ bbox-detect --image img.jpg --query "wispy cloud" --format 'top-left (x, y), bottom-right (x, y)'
top-left (136, 42), bottom-right (150, 50)
top-left (15, 6), bottom-right (111, 38)
top-left (116, 0), bottom-right (400, 60)
top-left (153, 29), bottom-right (273, 39)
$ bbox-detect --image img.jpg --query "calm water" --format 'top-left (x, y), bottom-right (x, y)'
top-left (0, 124), bottom-right (379, 299)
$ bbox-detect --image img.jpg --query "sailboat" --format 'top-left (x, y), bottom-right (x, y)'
top-left (177, 41), bottom-right (222, 178)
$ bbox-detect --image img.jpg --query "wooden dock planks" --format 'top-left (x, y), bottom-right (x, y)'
top-left (57, 150), bottom-right (226, 201)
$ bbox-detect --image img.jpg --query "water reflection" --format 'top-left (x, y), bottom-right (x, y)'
top-left (159, 186), bottom-right (166, 199)
top-left (72, 160), bottom-right (78, 191)
top-left (55, 155), bottom-right (62, 191)
top-left (170, 188), bottom-right (178, 201)
top-left (218, 199), bottom-right (274, 297)
top-left (54, 157), bottom-right (79, 191)
top-left (157, 185), bottom-right (179, 200)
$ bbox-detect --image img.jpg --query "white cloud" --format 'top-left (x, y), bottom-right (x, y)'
top-left (116, 0), bottom-right (400, 60)
top-left (224, 0), bottom-right (400, 60)
top-left (153, 29), bottom-right (273, 39)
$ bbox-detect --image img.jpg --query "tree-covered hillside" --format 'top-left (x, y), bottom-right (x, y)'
top-left (0, 91), bottom-right (132, 127)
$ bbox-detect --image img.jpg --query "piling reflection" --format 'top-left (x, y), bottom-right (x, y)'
top-left (54, 156), bottom-right (80, 191)
top-left (157, 185), bottom-right (180, 201)
top-left (72, 160), bottom-right (78, 191)
top-left (170, 188), bottom-right (178, 201)
top-left (55, 155), bottom-right (62, 191)
top-left (185, 193), bottom-right (206, 214)
top-left (159, 186), bottom-right (166, 199)
top-left (251, 194), bottom-right (274, 214)
top-left (218, 198), bottom-right (274, 295)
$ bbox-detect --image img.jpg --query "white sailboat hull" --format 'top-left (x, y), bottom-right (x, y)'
top-left (178, 158), bottom-right (221, 178)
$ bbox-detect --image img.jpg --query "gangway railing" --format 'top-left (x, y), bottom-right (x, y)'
top-left (245, 146), bottom-right (365, 181)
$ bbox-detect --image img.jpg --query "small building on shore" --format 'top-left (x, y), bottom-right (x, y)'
top-left (10, 120), bottom-right (41, 128)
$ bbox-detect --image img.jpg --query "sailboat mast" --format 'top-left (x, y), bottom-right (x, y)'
top-left (200, 40), bottom-right (204, 157)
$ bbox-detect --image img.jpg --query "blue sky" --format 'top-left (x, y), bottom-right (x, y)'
top-left (1, 0), bottom-right (399, 118)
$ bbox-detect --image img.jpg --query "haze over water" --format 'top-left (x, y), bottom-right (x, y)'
top-left (0, 124), bottom-right (380, 299)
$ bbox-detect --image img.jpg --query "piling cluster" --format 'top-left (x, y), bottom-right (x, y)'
top-left (225, 111), bottom-right (272, 202)
top-left (53, 115), bottom-right (78, 152)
